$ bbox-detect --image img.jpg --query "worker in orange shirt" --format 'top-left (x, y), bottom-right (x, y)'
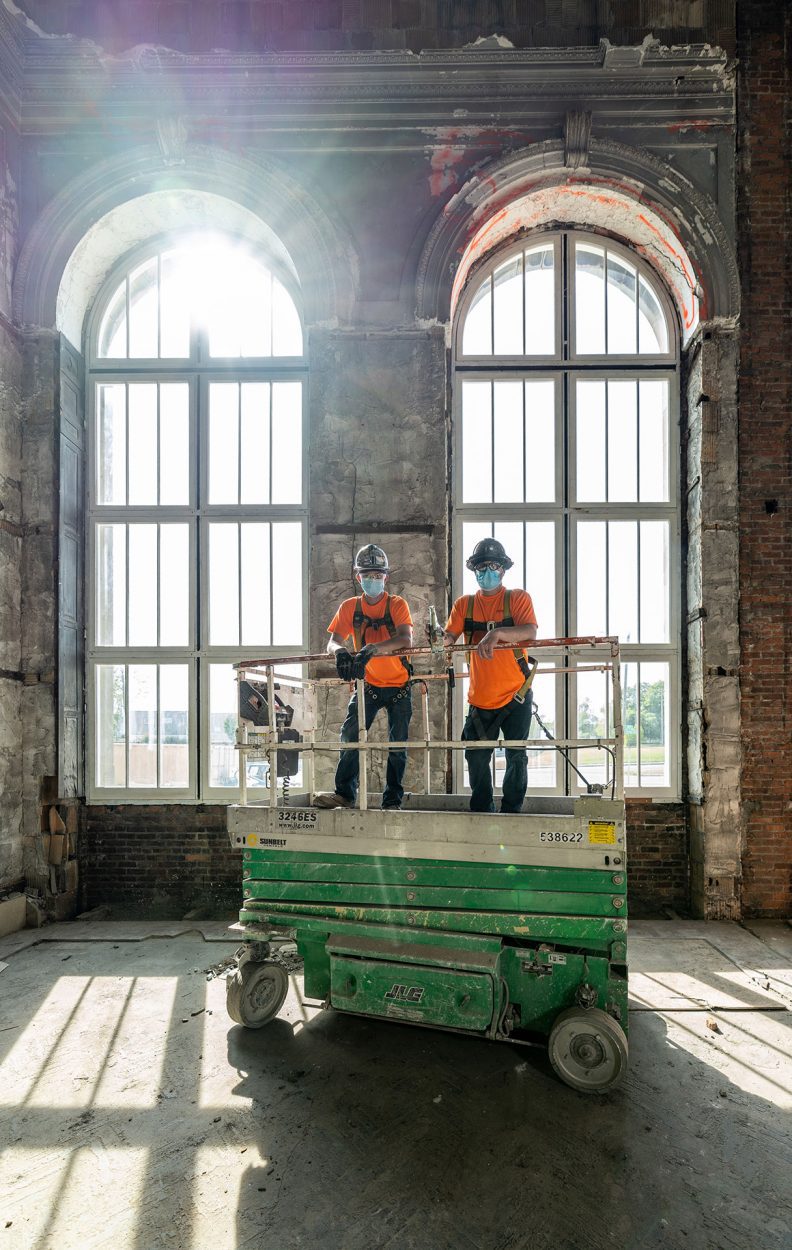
top-left (316, 544), bottom-right (413, 810)
top-left (443, 538), bottom-right (537, 813)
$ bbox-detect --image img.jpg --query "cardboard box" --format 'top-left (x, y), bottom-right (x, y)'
top-left (49, 833), bottom-right (65, 866)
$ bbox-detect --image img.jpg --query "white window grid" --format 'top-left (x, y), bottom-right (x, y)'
top-left (453, 231), bottom-right (681, 799)
top-left (86, 238), bottom-right (308, 803)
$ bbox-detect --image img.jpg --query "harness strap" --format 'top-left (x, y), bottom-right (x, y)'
top-left (463, 589), bottom-right (535, 701)
top-left (351, 595), bottom-right (412, 676)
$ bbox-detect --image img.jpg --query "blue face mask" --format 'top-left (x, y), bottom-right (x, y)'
top-left (475, 568), bottom-right (503, 591)
top-left (361, 577), bottom-right (385, 600)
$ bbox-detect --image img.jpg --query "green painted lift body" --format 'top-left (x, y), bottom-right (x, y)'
top-left (228, 797), bottom-right (628, 1042)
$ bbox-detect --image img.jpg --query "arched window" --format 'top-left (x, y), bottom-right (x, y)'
top-left (87, 235), bottom-right (306, 800)
top-left (454, 232), bottom-right (679, 795)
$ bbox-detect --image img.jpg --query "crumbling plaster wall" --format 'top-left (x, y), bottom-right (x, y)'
top-left (685, 327), bottom-right (741, 919)
top-left (0, 312), bottom-right (24, 889)
top-left (309, 327), bottom-right (448, 797)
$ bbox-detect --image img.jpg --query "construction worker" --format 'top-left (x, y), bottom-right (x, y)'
top-left (316, 544), bottom-right (414, 810)
top-left (443, 538), bottom-right (537, 813)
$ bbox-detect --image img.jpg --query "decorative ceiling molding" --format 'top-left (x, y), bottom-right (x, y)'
top-left (0, 6), bottom-right (734, 135)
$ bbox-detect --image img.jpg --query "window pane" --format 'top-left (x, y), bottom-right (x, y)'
top-left (461, 381), bottom-right (492, 503)
top-left (272, 522), bottom-right (303, 645)
top-left (97, 384), bottom-right (126, 505)
top-left (462, 278), bottom-right (492, 355)
top-left (576, 380), bottom-right (606, 502)
top-left (638, 276), bottom-right (668, 354)
top-left (271, 382), bottom-right (303, 504)
top-left (128, 524), bottom-right (158, 646)
top-left (208, 383), bottom-right (240, 505)
top-left (639, 662), bottom-right (670, 786)
top-left (492, 255), bottom-right (523, 355)
top-left (96, 523), bottom-right (126, 645)
top-left (575, 244), bottom-right (605, 354)
top-left (159, 250), bottom-right (190, 357)
top-left (606, 253), bottom-right (637, 354)
top-left (98, 280), bottom-right (128, 359)
top-left (128, 258), bottom-right (158, 358)
top-left (493, 381), bottom-right (523, 502)
top-left (128, 664), bottom-right (157, 786)
top-left (524, 246), bottom-right (555, 355)
top-left (160, 665), bottom-right (189, 788)
top-left (159, 525), bottom-right (189, 646)
top-left (209, 523), bottom-right (240, 646)
top-left (576, 522), bottom-right (606, 636)
top-left (209, 664), bottom-right (239, 788)
top-left (128, 384), bottom-right (158, 506)
top-left (240, 383), bottom-right (270, 506)
top-left (525, 522), bottom-right (555, 638)
top-left (621, 661), bottom-right (639, 788)
top-left (96, 664), bottom-right (125, 787)
top-left (639, 521), bottom-right (670, 643)
top-left (494, 521), bottom-right (523, 586)
top-left (524, 379), bottom-right (555, 503)
top-left (609, 521), bottom-right (638, 644)
top-left (241, 523), bottom-right (270, 646)
top-left (607, 380), bottom-right (638, 503)
top-left (239, 264), bottom-right (271, 358)
top-left (576, 667), bottom-right (610, 792)
top-left (159, 384), bottom-right (189, 506)
top-left (639, 380), bottom-right (669, 502)
top-left (526, 667), bottom-right (557, 788)
top-left (272, 276), bottom-right (303, 356)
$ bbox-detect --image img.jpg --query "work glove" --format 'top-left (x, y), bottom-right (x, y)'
top-left (335, 648), bottom-right (354, 681)
top-left (351, 645), bottom-right (376, 679)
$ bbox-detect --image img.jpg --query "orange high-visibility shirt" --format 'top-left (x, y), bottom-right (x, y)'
top-left (328, 593), bottom-right (413, 688)
top-left (446, 586), bottom-right (537, 710)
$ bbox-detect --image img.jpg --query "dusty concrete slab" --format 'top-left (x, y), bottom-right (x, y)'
top-left (0, 922), bottom-right (789, 1249)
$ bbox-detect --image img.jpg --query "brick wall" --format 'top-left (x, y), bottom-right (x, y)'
top-left (84, 805), bottom-right (240, 919)
top-left (625, 801), bottom-right (689, 916)
top-left (736, 3), bottom-right (792, 918)
top-left (19, 0), bottom-right (736, 54)
top-left (84, 801), bottom-right (688, 918)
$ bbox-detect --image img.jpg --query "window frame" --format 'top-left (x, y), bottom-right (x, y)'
top-left (85, 235), bottom-right (308, 803)
top-left (452, 230), bottom-right (681, 800)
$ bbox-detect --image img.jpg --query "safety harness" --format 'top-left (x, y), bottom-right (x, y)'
top-left (463, 589), bottom-right (537, 739)
top-left (351, 594), bottom-right (413, 678)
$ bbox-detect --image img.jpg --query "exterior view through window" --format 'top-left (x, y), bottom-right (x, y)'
top-left (454, 233), bottom-right (679, 796)
top-left (88, 236), bottom-right (306, 800)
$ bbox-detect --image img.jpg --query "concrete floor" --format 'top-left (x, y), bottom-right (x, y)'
top-left (0, 920), bottom-right (790, 1250)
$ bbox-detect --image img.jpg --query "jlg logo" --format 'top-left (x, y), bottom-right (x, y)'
top-left (384, 983), bottom-right (424, 1004)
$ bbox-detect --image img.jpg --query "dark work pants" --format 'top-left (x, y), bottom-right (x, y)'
top-left (334, 685), bottom-right (413, 808)
top-left (462, 693), bottom-right (533, 813)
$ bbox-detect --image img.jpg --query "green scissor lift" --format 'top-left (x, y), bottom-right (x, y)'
top-left (225, 640), bottom-right (629, 1093)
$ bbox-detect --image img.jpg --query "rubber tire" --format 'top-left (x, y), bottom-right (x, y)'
top-left (226, 960), bottom-right (289, 1029)
top-left (548, 1007), bottom-right (628, 1093)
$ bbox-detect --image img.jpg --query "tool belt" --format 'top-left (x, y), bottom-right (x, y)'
top-left (363, 682), bottom-right (412, 704)
top-left (466, 691), bottom-right (533, 743)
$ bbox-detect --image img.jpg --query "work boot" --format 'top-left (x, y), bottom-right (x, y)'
top-left (314, 792), bottom-right (353, 809)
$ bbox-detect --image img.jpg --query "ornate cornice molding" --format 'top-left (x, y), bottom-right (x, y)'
top-left (9, 36), bottom-right (734, 131)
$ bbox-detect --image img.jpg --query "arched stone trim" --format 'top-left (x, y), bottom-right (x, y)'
top-left (416, 139), bottom-right (739, 341)
top-left (13, 144), bottom-right (357, 335)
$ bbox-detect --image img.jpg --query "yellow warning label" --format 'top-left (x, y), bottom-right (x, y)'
top-left (588, 821), bottom-right (617, 845)
top-left (246, 834), bottom-right (258, 847)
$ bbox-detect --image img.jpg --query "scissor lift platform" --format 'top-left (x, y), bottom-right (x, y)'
top-left (227, 793), bottom-right (629, 1091)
